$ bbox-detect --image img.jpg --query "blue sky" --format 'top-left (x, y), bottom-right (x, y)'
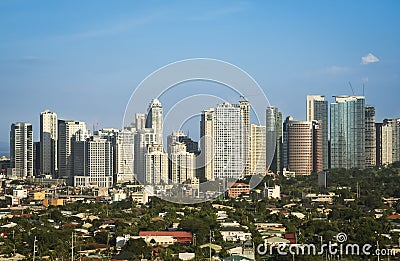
top-left (0, 1), bottom-right (399, 149)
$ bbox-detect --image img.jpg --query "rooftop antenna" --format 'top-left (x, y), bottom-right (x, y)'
top-left (240, 95), bottom-right (248, 101)
top-left (363, 83), bottom-right (365, 96)
top-left (348, 82), bottom-right (355, 95)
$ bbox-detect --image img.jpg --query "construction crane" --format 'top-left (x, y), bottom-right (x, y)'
top-left (239, 95), bottom-right (248, 101)
top-left (348, 82), bottom-right (355, 95)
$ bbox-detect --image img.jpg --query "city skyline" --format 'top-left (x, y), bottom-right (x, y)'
top-left (1, 1), bottom-right (400, 147)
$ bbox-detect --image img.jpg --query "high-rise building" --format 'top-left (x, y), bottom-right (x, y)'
top-left (10, 123), bottom-right (33, 178)
top-left (330, 96), bottom-right (365, 169)
top-left (240, 100), bottom-right (251, 176)
top-left (40, 110), bottom-right (58, 176)
top-left (287, 120), bottom-right (322, 176)
top-left (145, 99), bottom-right (163, 144)
top-left (134, 128), bottom-right (156, 183)
top-left (167, 131), bottom-right (199, 155)
top-left (33, 142), bottom-right (40, 176)
top-left (200, 108), bottom-right (215, 181)
top-left (381, 118), bottom-right (400, 165)
top-left (73, 136), bottom-right (113, 188)
top-left (250, 124), bottom-right (266, 175)
top-left (214, 103), bottom-right (243, 180)
top-left (115, 129), bottom-right (135, 183)
top-left (58, 120), bottom-right (87, 179)
top-left (282, 116), bottom-right (293, 171)
top-left (145, 143), bottom-right (168, 185)
top-left (135, 113), bottom-right (147, 131)
top-left (266, 107), bottom-right (282, 174)
top-left (365, 106), bottom-right (376, 168)
top-left (306, 96), bottom-right (329, 170)
top-left (375, 123), bottom-right (383, 166)
top-left (169, 142), bottom-right (196, 184)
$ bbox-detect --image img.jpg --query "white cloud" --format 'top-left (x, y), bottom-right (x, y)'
top-left (361, 53), bottom-right (380, 64)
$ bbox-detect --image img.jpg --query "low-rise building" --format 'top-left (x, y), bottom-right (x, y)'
top-left (228, 183), bottom-right (250, 198)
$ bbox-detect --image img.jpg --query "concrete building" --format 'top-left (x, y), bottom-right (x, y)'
top-left (145, 143), bottom-right (168, 185)
top-left (250, 124), bottom-right (266, 175)
top-left (266, 185), bottom-right (281, 199)
top-left (9, 122), bottom-right (33, 178)
top-left (115, 130), bottom-right (134, 183)
top-left (381, 118), bottom-right (400, 165)
top-left (228, 182), bottom-right (250, 198)
top-left (365, 106), bottom-right (376, 168)
top-left (266, 107), bottom-right (282, 174)
top-left (330, 96), bottom-right (365, 169)
top-left (214, 103), bottom-right (243, 180)
top-left (33, 141), bottom-right (40, 176)
top-left (73, 136), bottom-right (113, 188)
top-left (376, 123), bottom-right (383, 166)
top-left (167, 131), bottom-right (199, 155)
top-left (282, 116), bottom-right (293, 171)
top-left (40, 110), bottom-right (58, 176)
top-left (306, 96), bottom-right (329, 170)
top-left (135, 113), bottom-right (146, 131)
top-left (240, 100), bottom-right (251, 176)
top-left (58, 120), bottom-right (87, 180)
top-left (287, 120), bottom-right (322, 176)
top-left (145, 98), bottom-right (163, 144)
top-left (169, 142), bottom-right (196, 184)
top-left (200, 108), bottom-right (215, 181)
top-left (134, 128), bottom-right (156, 184)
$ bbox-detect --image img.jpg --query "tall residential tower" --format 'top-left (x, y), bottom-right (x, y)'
top-left (40, 110), bottom-right (58, 176)
top-left (306, 96), bottom-right (328, 170)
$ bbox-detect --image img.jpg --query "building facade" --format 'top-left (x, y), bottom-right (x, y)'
top-left (200, 108), bottom-right (215, 181)
top-left (306, 95), bottom-right (328, 170)
top-left (330, 96), bottom-right (365, 169)
top-left (365, 106), bottom-right (376, 168)
top-left (58, 120), bottom-right (87, 179)
top-left (250, 124), bottom-right (266, 175)
top-left (266, 107), bottom-right (282, 174)
top-left (381, 118), bottom-right (400, 165)
top-left (287, 120), bottom-right (322, 176)
top-left (145, 143), bottom-right (168, 185)
top-left (145, 99), bottom-right (163, 144)
top-left (9, 123), bottom-right (33, 178)
top-left (40, 110), bottom-right (58, 176)
top-left (169, 142), bottom-right (196, 184)
top-left (214, 103), bottom-right (243, 180)
top-left (134, 128), bottom-right (156, 184)
top-left (240, 100), bottom-right (251, 176)
top-left (73, 136), bottom-right (113, 188)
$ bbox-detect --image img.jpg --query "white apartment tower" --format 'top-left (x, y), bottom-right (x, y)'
top-left (115, 129), bottom-right (135, 183)
top-left (73, 136), bottom-right (113, 187)
top-left (40, 110), bottom-right (58, 176)
top-left (10, 123), bottom-right (33, 178)
top-left (240, 100), bottom-right (251, 176)
top-left (381, 118), bottom-right (400, 165)
top-left (145, 99), bottom-right (163, 144)
top-left (200, 108), bottom-right (215, 181)
top-left (145, 143), bottom-right (168, 185)
top-left (250, 124), bottom-right (266, 175)
top-left (214, 103), bottom-right (243, 180)
top-left (169, 142), bottom-right (196, 184)
top-left (58, 120), bottom-right (87, 179)
top-left (134, 128), bottom-right (156, 183)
